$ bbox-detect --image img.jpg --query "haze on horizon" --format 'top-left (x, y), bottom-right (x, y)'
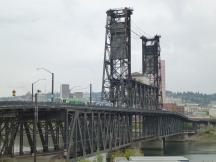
top-left (0, 0), bottom-right (216, 97)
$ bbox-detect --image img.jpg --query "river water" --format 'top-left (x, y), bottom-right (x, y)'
top-left (144, 141), bottom-right (216, 162)
top-left (2, 140), bottom-right (216, 162)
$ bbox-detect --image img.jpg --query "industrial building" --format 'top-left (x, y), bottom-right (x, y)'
top-left (60, 84), bottom-right (70, 99)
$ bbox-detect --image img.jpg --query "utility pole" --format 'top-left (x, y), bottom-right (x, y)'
top-left (33, 92), bottom-right (38, 162)
top-left (33, 90), bottom-right (40, 162)
top-left (32, 83), bottom-right (34, 102)
top-left (51, 72), bottom-right (54, 102)
top-left (90, 83), bottom-right (92, 105)
top-left (32, 79), bottom-right (46, 102)
top-left (37, 67), bottom-right (54, 102)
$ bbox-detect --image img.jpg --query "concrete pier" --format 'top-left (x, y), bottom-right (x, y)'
top-left (140, 138), bottom-right (164, 150)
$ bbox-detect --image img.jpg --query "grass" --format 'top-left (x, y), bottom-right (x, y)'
top-left (112, 148), bottom-right (143, 161)
top-left (77, 151), bottom-right (103, 162)
top-left (189, 125), bottom-right (216, 141)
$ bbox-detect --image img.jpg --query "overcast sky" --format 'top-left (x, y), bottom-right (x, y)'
top-left (0, 0), bottom-right (215, 97)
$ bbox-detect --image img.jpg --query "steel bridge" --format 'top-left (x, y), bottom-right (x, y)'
top-left (0, 7), bottom-right (202, 161)
top-left (0, 102), bottom-right (194, 160)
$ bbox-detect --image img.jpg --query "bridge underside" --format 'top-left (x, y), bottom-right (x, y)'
top-left (0, 104), bottom-right (192, 159)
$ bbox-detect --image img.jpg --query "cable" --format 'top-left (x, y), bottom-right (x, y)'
top-left (131, 36), bottom-right (141, 42)
top-left (132, 21), bottom-right (146, 35)
top-left (71, 85), bottom-right (89, 91)
top-left (132, 26), bottom-right (143, 36)
top-left (132, 20), bottom-right (151, 38)
top-left (131, 30), bottom-right (141, 38)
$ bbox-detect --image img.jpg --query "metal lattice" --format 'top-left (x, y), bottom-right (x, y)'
top-left (141, 35), bottom-right (162, 108)
top-left (101, 8), bottom-right (133, 107)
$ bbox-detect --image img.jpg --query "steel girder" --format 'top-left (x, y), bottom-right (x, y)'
top-left (65, 109), bottom-right (190, 159)
top-left (0, 109), bottom-right (65, 158)
top-left (130, 80), bottom-right (158, 110)
top-left (0, 107), bottom-right (193, 159)
top-left (66, 111), bottom-right (133, 160)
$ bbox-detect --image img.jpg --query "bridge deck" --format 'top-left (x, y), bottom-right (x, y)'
top-left (0, 101), bottom-right (202, 159)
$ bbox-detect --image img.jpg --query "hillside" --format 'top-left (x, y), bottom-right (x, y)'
top-left (166, 91), bottom-right (216, 106)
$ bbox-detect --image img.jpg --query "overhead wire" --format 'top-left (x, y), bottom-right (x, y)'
top-left (71, 85), bottom-right (89, 91)
top-left (131, 20), bottom-right (151, 38)
top-left (131, 30), bottom-right (141, 38)
top-left (132, 26), bottom-right (143, 36)
top-left (131, 36), bottom-right (140, 41)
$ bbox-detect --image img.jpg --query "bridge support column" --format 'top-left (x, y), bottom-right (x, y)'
top-left (166, 134), bottom-right (189, 142)
top-left (45, 121), bottom-right (49, 152)
top-left (162, 137), bottom-right (166, 151)
top-left (64, 110), bottom-right (68, 157)
top-left (19, 119), bottom-right (24, 155)
top-left (140, 138), bottom-right (164, 150)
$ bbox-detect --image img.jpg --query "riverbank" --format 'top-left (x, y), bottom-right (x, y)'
top-left (144, 140), bottom-right (216, 162)
top-left (187, 125), bottom-right (216, 142)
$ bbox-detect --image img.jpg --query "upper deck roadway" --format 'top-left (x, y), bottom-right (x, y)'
top-left (0, 101), bottom-right (189, 118)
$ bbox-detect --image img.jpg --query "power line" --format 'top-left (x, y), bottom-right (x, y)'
top-left (131, 30), bottom-right (141, 38)
top-left (132, 25), bottom-right (143, 36)
top-left (132, 21), bottom-right (146, 34)
top-left (71, 85), bottom-right (89, 91)
top-left (132, 20), bottom-right (151, 38)
top-left (131, 36), bottom-right (140, 41)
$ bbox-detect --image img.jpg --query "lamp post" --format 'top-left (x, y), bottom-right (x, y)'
top-left (33, 89), bottom-right (41, 162)
top-left (37, 67), bottom-right (54, 102)
top-left (32, 79), bottom-right (46, 102)
top-left (90, 83), bottom-right (92, 105)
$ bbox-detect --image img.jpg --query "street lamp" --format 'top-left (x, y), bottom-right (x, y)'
top-left (37, 67), bottom-right (54, 102)
top-left (90, 83), bottom-right (92, 105)
top-left (33, 89), bottom-right (41, 162)
top-left (32, 79), bottom-right (46, 102)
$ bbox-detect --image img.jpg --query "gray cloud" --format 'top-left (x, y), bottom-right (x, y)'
top-left (0, 0), bottom-right (216, 96)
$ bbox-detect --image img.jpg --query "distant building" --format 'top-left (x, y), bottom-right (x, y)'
top-left (176, 105), bottom-right (185, 113)
top-left (163, 103), bottom-right (184, 114)
top-left (37, 93), bottom-right (48, 102)
top-left (160, 60), bottom-right (166, 102)
top-left (60, 84), bottom-right (70, 99)
top-left (184, 103), bottom-right (200, 114)
top-left (163, 103), bottom-right (176, 111)
top-left (183, 103), bottom-right (210, 118)
top-left (209, 108), bottom-right (216, 118)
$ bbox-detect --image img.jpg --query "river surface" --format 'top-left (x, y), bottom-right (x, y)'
top-left (144, 141), bottom-right (216, 162)
top-left (2, 140), bottom-right (216, 162)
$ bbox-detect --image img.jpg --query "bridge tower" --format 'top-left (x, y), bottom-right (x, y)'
top-left (140, 35), bottom-right (162, 108)
top-left (101, 8), bottom-right (133, 107)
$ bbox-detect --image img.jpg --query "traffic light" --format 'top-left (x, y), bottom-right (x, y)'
top-left (12, 90), bottom-right (16, 96)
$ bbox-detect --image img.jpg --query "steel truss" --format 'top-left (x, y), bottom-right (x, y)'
top-left (102, 8), bottom-right (133, 107)
top-left (101, 8), bottom-right (162, 110)
top-left (0, 106), bottom-right (193, 159)
top-left (141, 35), bottom-right (162, 108)
top-left (129, 80), bottom-right (158, 110)
top-left (0, 109), bottom-right (66, 158)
